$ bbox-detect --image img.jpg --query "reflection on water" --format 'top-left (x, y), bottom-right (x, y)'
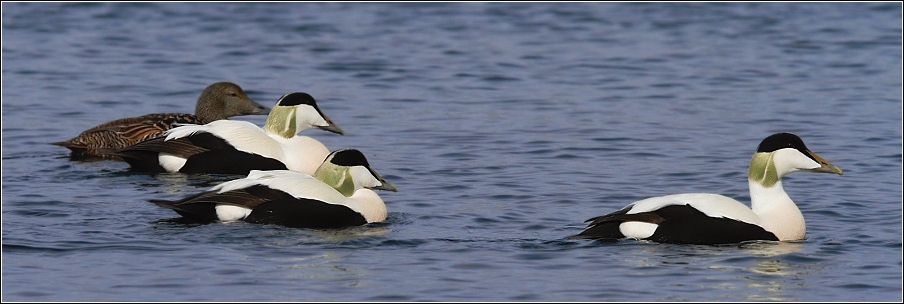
top-left (740, 259), bottom-right (812, 302)
top-left (619, 240), bottom-right (811, 301)
top-left (739, 241), bottom-right (804, 257)
top-left (309, 226), bottom-right (390, 241)
top-left (282, 251), bottom-right (365, 282)
top-left (150, 172), bottom-right (196, 195)
top-left (732, 243), bottom-right (808, 301)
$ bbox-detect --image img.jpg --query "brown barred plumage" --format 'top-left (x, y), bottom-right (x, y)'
top-left (51, 82), bottom-right (268, 159)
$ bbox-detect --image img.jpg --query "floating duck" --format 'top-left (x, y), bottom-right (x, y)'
top-left (149, 149), bottom-right (397, 228)
top-left (114, 92), bottom-right (344, 175)
top-left (51, 82), bottom-right (269, 159)
top-left (568, 133), bottom-right (843, 245)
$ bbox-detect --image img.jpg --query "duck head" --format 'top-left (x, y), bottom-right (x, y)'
top-left (314, 149), bottom-right (398, 197)
top-left (263, 92), bottom-right (344, 138)
top-left (748, 132), bottom-right (843, 188)
top-left (196, 82), bottom-right (270, 121)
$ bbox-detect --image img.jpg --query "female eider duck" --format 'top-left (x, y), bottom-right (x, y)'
top-left (568, 133), bottom-right (843, 245)
top-left (51, 82), bottom-right (269, 159)
top-left (114, 92), bottom-right (344, 175)
top-left (149, 149), bottom-right (398, 228)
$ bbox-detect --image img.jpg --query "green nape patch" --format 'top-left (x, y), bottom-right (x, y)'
top-left (263, 106), bottom-right (298, 138)
top-left (314, 163), bottom-right (356, 197)
top-left (748, 152), bottom-right (778, 187)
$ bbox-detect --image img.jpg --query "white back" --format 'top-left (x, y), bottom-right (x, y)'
top-left (627, 193), bottom-right (764, 226)
top-left (161, 120), bottom-right (330, 175)
top-left (215, 170), bottom-right (359, 207)
top-left (165, 120), bottom-right (286, 160)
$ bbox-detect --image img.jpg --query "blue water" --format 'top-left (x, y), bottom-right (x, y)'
top-left (2, 2), bottom-right (901, 301)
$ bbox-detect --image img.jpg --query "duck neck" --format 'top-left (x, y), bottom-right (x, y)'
top-left (748, 179), bottom-right (806, 241)
top-left (195, 103), bottom-right (225, 122)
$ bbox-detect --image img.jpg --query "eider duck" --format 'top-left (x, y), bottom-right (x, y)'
top-left (149, 149), bottom-right (398, 228)
top-left (114, 92), bottom-right (344, 175)
top-left (51, 82), bottom-right (269, 159)
top-left (568, 133), bottom-right (843, 245)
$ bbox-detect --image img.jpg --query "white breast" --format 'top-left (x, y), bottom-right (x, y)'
top-left (269, 135), bottom-right (331, 175)
top-left (346, 189), bottom-right (387, 223)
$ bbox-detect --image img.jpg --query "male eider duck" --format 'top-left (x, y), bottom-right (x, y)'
top-left (149, 149), bottom-right (398, 228)
top-left (51, 82), bottom-right (269, 159)
top-left (113, 92), bottom-right (344, 175)
top-left (568, 133), bottom-right (843, 245)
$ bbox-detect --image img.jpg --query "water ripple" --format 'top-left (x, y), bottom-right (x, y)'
top-left (2, 2), bottom-right (900, 302)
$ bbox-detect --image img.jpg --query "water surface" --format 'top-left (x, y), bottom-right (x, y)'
top-left (2, 2), bottom-right (902, 301)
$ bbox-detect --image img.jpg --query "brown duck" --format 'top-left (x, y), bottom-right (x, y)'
top-left (51, 82), bottom-right (269, 159)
